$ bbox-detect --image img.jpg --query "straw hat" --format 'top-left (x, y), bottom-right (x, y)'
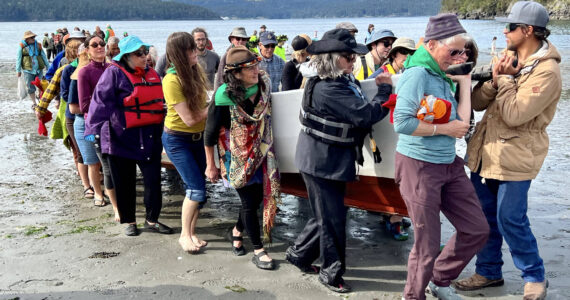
top-left (23, 31), bottom-right (37, 40)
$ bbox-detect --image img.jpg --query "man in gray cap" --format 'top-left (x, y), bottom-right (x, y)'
top-left (335, 21), bottom-right (358, 36)
top-left (352, 29), bottom-right (396, 80)
top-left (257, 31), bottom-right (285, 92)
top-left (214, 27), bottom-right (249, 89)
top-left (457, 2), bottom-right (561, 299)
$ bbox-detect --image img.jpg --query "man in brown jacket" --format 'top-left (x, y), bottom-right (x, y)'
top-left (456, 2), bottom-right (562, 300)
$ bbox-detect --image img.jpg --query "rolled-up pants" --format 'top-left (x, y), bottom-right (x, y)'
top-left (395, 153), bottom-right (489, 300)
top-left (289, 172), bottom-right (348, 285)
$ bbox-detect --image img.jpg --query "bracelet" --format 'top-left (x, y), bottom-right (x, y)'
top-left (431, 125), bottom-right (437, 136)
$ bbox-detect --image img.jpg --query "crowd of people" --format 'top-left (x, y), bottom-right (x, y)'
top-left (16, 1), bottom-right (562, 299)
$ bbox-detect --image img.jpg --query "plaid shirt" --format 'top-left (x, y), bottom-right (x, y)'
top-left (36, 65), bottom-right (65, 115)
top-left (258, 54), bottom-right (285, 92)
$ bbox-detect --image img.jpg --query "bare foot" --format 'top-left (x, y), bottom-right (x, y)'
top-left (114, 209), bottom-right (120, 223)
top-left (179, 236), bottom-right (200, 253)
top-left (191, 235), bottom-right (208, 247)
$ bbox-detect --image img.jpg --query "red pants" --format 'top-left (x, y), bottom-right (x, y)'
top-left (395, 153), bottom-right (489, 300)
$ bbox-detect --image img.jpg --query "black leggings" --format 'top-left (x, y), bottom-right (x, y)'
top-left (235, 183), bottom-right (264, 250)
top-left (107, 154), bottom-right (162, 224)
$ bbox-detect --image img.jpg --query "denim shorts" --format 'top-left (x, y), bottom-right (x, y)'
top-left (162, 130), bottom-right (207, 207)
top-left (73, 115), bottom-right (100, 165)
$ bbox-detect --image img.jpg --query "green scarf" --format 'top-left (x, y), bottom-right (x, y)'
top-left (70, 58), bottom-right (78, 68)
top-left (166, 65), bottom-right (176, 74)
top-left (215, 83), bottom-right (259, 106)
top-left (404, 45), bottom-right (456, 93)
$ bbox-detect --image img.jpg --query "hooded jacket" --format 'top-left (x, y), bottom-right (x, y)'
top-left (466, 41), bottom-right (562, 181)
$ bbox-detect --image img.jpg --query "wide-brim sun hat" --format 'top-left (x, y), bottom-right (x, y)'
top-left (66, 30), bottom-right (86, 43)
top-left (366, 29), bottom-right (396, 48)
top-left (23, 31), bottom-right (37, 40)
top-left (227, 27), bottom-right (248, 42)
top-left (495, 1), bottom-right (549, 28)
top-left (113, 35), bottom-right (151, 61)
top-left (307, 28), bottom-right (368, 55)
top-left (388, 37), bottom-right (417, 57)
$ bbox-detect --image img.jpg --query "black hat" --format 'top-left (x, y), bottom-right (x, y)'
top-left (291, 35), bottom-right (309, 51)
top-left (307, 28), bottom-right (368, 55)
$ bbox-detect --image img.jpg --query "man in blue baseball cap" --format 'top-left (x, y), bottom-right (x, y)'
top-left (258, 31), bottom-right (285, 92)
top-left (352, 29), bottom-right (396, 80)
top-left (457, 2), bottom-right (561, 299)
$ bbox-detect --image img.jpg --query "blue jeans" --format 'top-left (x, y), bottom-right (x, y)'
top-left (162, 131), bottom-right (207, 207)
top-left (471, 172), bottom-right (545, 283)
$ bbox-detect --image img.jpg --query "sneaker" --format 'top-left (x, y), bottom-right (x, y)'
top-left (125, 224), bottom-right (139, 236)
top-left (144, 221), bottom-right (173, 234)
top-left (523, 280), bottom-right (548, 300)
top-left (285, 246), bottom-right (320, 274)
top-left (426, 281), bottom-right (462, 300)
top-left (386, 220), bottom-right (409, 241)
top-left (454, 273), bottom-right (504, 291)
top-left (318, 276), bottom-right (352, 293)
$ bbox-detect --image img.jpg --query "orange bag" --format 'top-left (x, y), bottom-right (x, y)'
top-left (417, 95), bottom-right (451, 124)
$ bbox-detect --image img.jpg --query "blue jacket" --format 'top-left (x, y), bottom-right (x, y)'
top-left (46, 51), bottom-right (64, 81)
top-left (393, 66), bottom-right (458, 164)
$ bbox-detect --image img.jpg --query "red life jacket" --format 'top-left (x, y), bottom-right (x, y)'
top-left (114, 63), bottom-right (165, 129)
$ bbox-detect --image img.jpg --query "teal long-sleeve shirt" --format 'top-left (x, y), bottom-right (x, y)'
top-left (393, 66), bottom-right (458, 164)
top-left (16, 41), bottom-right (49, 74)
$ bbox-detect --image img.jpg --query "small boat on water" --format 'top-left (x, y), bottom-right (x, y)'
top-left (272, 77), bottom-right (407, 216)
top-left (162, 77), bottom-right (407, 216)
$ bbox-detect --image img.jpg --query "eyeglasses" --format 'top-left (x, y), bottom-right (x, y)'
top-left (505, 23), bottom-right (522, 33)
top-left (440, 43), bottom-right (466, 57)
top-left (341, 53), bottom-right (357, 62)
top-left (264, 44), bottom-right (276, 49)
top-left (90, 41), bottom-right (106, 48)
top-left (132, 48), bottom-right (149, 57)
top-left (195, 38), bottom-right (207, 42)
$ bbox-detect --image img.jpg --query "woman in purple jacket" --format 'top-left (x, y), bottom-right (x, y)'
top-left (85, 36), bottom-right (173, 237)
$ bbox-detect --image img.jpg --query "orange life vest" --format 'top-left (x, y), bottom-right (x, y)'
top-left (114, 63), bottom-right (165, 129)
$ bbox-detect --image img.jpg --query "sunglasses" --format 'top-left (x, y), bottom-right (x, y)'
top-left (90, 41), bottom-right (106, 48)
top-left (235, 37), bottom-right (249, 42)
top-left (341, 53), bottom-right (357, 62)
top-left (380, 39), bottom-right (393, 48)
top-left (397, 49), bottom-right (414, 56)
top-left (264, 44), bottom-right (276, 49)
top-left (132, 48), bottom-right (149, 57)
top-left (441, 43), bottom-right (466, 57)
top-left (505, 23), bottom-right (522, 33)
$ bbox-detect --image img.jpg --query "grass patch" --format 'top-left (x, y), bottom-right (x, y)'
top-left (24, 225), bottom-right (47, 236)
top-left (68, 225), bottom-right (101, 234)
top-left (38, 233), bottom-right (51, 239)
top-left (225, 285), bottom-right (247, 293)
top-left (4, 234), bottom-right (14, 239)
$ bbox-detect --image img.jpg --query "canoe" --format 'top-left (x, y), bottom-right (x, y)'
top-left (161, 77), bottom-right (407, 216)
top-left (272, 77), bottom-right (407, 216)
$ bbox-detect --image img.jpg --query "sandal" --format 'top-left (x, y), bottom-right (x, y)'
top-left (83, 186), bottom-right (95, 199)
top-left (93, 197), bottom-right (107, 207)
top-left (251, 250), bottom-right (275, 270)
top-left (227, 229), bottom-right (246, 256)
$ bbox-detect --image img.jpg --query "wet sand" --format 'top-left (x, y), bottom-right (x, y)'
top-left (0, 63), bottom-right (569, 300)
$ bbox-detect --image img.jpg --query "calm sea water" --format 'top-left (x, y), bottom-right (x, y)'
top-left (2, 17), bottom-right (568, 92)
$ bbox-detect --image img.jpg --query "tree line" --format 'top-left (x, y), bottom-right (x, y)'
top-left (175, 0), bottom-right (441, 19)
top-left (0, 0), bottom-right (220, 22)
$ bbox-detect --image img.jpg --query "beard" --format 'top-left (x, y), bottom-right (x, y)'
top-left (197, 45), bottom-right (206, 51)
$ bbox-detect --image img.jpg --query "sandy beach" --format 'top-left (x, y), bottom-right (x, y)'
top-left (0, 59), bottom-right (569, 300)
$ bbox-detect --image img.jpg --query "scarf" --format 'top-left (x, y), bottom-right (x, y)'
top-left (404, 45), bottom-right (456, 93)
top-left (215, 84), bottom-right (259, 106)
top-left (216, 76), bottom-right (280, 242)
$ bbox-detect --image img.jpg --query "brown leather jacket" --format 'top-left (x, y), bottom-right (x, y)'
top-left (466, 41), bottom-right (562, 181)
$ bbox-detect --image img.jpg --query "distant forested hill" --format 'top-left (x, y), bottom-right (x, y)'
top-left (441, 0), bottom-right (570, 20)
top-left (0, 0), bottom-right (220, 21)
top-left (169, 0), bottom-right (441, 19)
